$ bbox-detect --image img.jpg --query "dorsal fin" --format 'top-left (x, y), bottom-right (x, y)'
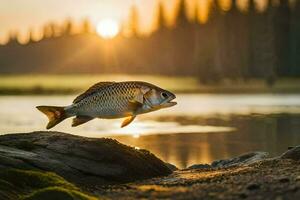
top-left (73, 82), bottom-right (115, 103)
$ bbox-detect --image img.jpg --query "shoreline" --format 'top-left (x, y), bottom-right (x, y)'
top-left (1, 75), bottom-right (300, 95)
top-left (0, 131), bottom-right (299, 200)
top-left (2, 87), bottom-right (300, 95)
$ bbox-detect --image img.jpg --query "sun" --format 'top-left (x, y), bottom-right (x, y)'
top-left (96, 19), bottom-right (120, 39)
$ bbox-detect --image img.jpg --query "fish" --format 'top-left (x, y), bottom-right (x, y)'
top-left (36, 81), bottom-right (177, 129)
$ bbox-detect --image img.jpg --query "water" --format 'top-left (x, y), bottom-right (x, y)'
top-left (1, 94), bottom-right (300, 168)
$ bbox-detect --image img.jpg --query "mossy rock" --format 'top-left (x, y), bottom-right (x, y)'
top-left (0, 168), bottom-right (98, 200)
top-left (22, 187), bottom-right (97, 200)
top-left (0, 131), bottom-right (172, 187)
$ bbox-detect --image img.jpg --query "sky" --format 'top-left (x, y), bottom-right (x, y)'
top-left (0, 0), bottom-right (271, 43)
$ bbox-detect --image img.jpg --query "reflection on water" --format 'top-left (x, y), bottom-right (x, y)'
top-left (112, 114), bottom-right (300, 168)
top-left (0, 94), bottom-right (300, 168)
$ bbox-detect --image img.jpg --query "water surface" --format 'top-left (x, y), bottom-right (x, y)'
top-left (0, 94), bottom-right (300, 168)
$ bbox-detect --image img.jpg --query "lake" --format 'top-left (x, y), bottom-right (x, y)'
top-left (1, 94), bottom-right (300, 168)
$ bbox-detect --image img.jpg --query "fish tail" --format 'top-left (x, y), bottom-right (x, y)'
top-left (36, 106), bottom-right (68, 129)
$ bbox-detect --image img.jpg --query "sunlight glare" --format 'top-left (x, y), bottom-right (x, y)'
top-left (96, 19), bottom-right (119, 39)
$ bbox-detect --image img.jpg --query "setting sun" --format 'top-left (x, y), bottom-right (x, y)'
top-left (96, 19), bottom-right (120, 39)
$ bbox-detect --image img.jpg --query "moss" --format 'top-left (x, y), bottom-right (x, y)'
top-left (0, 169), bottom-right (76, 190)
top-left (0, 169), bottom-right (98, 200)
top-left (22, 187), bottom-right (98, 200)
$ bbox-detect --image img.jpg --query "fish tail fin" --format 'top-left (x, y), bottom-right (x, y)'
top-left (36, 106), bottom-right (68, 129)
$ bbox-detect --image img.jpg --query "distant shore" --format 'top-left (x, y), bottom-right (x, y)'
top-left (1, 74), bottom-right (300, 95)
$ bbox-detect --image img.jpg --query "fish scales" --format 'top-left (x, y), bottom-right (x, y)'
top-left (72, 82), bottom-right (139, 117)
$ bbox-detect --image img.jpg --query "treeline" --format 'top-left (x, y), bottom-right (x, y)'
top-left (0, 0), bottom-right (299, 83)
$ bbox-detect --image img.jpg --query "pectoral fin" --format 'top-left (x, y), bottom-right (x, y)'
top-left (134, 91), bottom-right (144, 104)
top-left (121, 116), bottom-right (136, 128)
top-left (72, 116), bottom-right (94, 127)
top-left (128, 100), bottom-right (143, 112)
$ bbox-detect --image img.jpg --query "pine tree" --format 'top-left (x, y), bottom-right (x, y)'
top-left (82, 18), bottom-right (92, 34)
top-left (193, 1), bottom-right (199, 25)
top-left (290, 0), bottom-right (300, 76)
top-left (224, 0), bottom-right (246, 79)
top-left (274, 0), bottom-right (291, 76)
top-left (247, 0), bottom-right (257, 77)
top-left (28, 28), bottom-right (35, 43)
top-left (175, 0), bottom-right (189, 27)
top-left (257, 0), bottom-right (277, 83)
top-left (155, 1), bottom-right (167, 31)
top-left (193, 1), bottom-right (201, 77)
top-left (63, 18), bottom-right (74, 36)
top-left (7, 31), bottom-right (19, 45)
top-left (43, 24), bottom-right (53, 39)
top-left (128, 4), bottom-right (139, 37)
top-left (206, 0), bottom-right (224, 81)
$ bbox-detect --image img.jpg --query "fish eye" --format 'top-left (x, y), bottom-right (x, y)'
top-left (161, 92), bottom-right (168, 98)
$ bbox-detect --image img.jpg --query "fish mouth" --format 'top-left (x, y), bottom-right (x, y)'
top-left (163, 101), bottom-right (177, 108)
top-left (161, 95), bottom-right (177, 108)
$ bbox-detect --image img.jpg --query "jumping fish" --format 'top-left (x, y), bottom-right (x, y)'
top-left (37, 81), bottom-right (177, 129)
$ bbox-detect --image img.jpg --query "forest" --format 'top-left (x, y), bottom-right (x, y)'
top-left (0, 0), bottom-right (299, 84)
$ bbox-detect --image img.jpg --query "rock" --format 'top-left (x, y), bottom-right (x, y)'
top-left (165, 162), bottom-right (178, 171)
top-left (278, 177), bottom-right (290, 183)
top-left (246, 183), bottom-right (261, 190)
top-left (281, 145), bottom-right (300, 161)
top-left (187, 164), bottom-right (211, 170)
top-left (0, 131), bottom-right (172, 187)
top-left (211, 152), bottom-right (269, 168)
top-left (97, 158), bottom-right (300, 200)
top-left (0, 168), bottom-right (97, 200)
top-left (238, 193), bottom-right (248, 199)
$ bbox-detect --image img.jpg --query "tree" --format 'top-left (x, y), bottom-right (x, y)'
top-left (7, 31), bottom-right (19, 45)
top-left (63, 18), bottom-right (74, 36)
top-left (43, 24), bottom-right (54, 39)
top-left (202, 0), bottom-right (224, 82)
top-left (193, 1), bottom-right (199, 25)
top-left (290, 0), bottom-right (300, 76)
top-left (28, 28), bottom-right (35, 43)
top-left (192, 0), bottom-right (201, 73)
top-left (175, 0), bottom-right (189, 28)
top-left (257, 0), bottom-right (277, 82)
top-left (128, 4), bottom-right (139, 37)
top-left (224, 0), bottom-right (247, 79)
top-left (247, 0), bottom-right (257, 77)
top-left (155, 1), bottom-right (167, 31)
top-left (82, 18), bottom-right (92, 34)
top-left (274, 0), bottom-right (291, 76)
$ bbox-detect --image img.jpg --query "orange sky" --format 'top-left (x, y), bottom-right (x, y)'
top-left (0, 0), bottom-right (272, 44)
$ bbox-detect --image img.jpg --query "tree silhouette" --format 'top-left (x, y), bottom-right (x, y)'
top-left (175, 0), bottom-right (189, 28)
top-left (155, 1), bottom-right (167, 31)
top-left (63, 18), bottom-right (74, 36)
top-left (82, 18), bottom-right (92, 34)
top-left (28, 28), bottom-right (35, 43)
top-left (128, 4), bottom-right (139, 37)
top-left (201, 0), bottom-right (224, 82)
top-left (43, 24), bottom-right (54, 39)
top-left (224, 0), bottom-right (246, 79)
top-left (49, 23), bottom-right (60, 37)
top-left (290, 0), bottom-right (300, 76)
top-left (274, 0), bottom-right (291, 76)
top-left (6, 31), bottom-right (20, 45)
top-left (247, 0), bottom-right (257, 77)
top-left (192, 0), bottom-right (201, 75)
top-left (257, 0), bottom-right (277, 83)
top-left (192, 0), bottom-right (199, 24)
